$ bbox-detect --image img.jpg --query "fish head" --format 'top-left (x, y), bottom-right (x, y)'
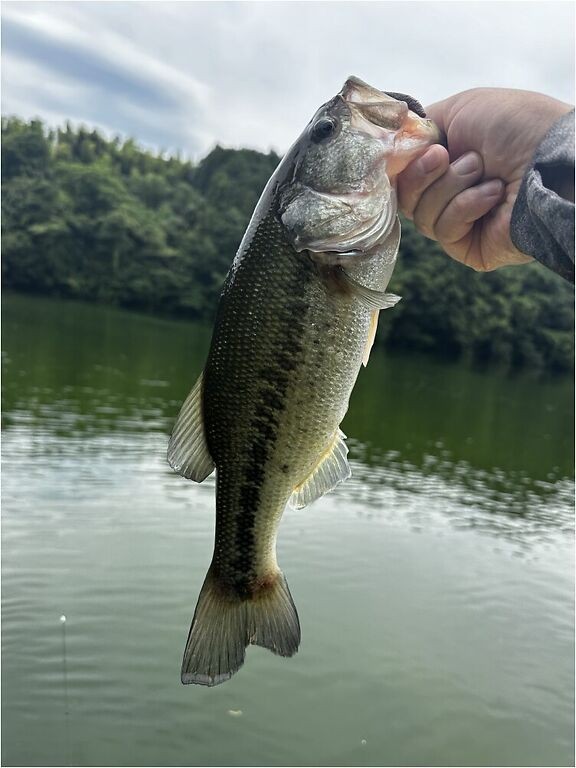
top-left (278, 76), bottom-right (440, 255)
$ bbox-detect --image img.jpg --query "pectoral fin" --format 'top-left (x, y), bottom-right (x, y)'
top-left (167, 372), bottom-right (215, 482)
top-left (336, 266), bottom-right (402, 311)
top-left (290, 429), bottom-right (351, 509)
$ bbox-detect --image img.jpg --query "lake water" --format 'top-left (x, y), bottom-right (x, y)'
top-left (2, 293), bottom-right (574, 767)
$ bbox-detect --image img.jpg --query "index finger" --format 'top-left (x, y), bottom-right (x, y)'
top-left (397, 144), bottom-right (450, 219)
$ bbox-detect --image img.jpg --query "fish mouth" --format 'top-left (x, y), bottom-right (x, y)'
top-left (341, 76), bottom-right (409, 134)
top-left (340, 75), bottom-right (442, 173)
top-left (341, 75), bottom-right (396, 108)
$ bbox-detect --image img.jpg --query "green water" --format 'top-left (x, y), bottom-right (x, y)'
top-left (2, 293), bottom-right (574, 767)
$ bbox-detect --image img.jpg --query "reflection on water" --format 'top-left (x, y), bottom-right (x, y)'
top-left (3, 293), bottom-right (572, 545)
top-left (2, 294), bottom-right (574, 767)
top-left (347, 441), bottom-right (574, 546)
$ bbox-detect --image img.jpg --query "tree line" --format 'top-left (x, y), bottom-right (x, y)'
top-left (2, 116), bottom-right (573, 372)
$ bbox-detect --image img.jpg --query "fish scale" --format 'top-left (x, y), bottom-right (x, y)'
top-left (205, 212), bottom-right (374, 592)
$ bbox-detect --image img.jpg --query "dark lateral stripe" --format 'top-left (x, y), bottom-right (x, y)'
top-left (229, 260), bottom-right (311, 596)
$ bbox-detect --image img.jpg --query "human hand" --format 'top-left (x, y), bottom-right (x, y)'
top-left (397, 88), bottom-right (573, 271)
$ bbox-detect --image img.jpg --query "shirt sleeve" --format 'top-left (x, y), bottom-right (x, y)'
top-left (510, 109), bottom-right (575, 284)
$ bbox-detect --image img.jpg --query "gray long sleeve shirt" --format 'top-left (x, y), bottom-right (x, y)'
top-left (510, 110), bottom-right (575, 284)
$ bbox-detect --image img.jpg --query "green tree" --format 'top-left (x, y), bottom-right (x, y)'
top-left (1, 116), bottom-right (573, 372)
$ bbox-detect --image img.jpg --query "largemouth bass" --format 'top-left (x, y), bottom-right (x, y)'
top-left (168, 76), bottom-right (440, 686)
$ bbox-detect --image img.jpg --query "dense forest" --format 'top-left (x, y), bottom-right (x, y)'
top-left (2, 117), bottom-right (574, 372)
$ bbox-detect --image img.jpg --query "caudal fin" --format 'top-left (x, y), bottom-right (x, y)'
top-left (181, 569), bottom-right (301, 686)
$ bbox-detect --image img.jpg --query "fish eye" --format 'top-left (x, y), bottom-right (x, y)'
top-left (311, 117), bottom-right (337, 143)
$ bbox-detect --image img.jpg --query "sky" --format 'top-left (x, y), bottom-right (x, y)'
top-left (2, 1), bottom-right (574, 160)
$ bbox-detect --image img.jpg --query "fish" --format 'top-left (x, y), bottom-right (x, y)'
top-left (168, 76), bottom-right (440, 686)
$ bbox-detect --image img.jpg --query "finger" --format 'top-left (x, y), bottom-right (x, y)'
top-left (397, 145), bottom-right (450, 219)
top-left (422, 101), bottom-right (448, 136)
top-left (434, 179), bottom-right (504, 245)
top-left (412, 151), bottom-right (484, 239)
top-left (442, 191), bottom-right (533, 272)
top-left (424, 92), bottom-right (477, 145)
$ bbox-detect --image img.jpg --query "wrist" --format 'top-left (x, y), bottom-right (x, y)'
top-left (510, 109), bottom-right (575, 283)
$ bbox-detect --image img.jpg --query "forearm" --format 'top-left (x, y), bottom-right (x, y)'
top-left (510, 110), bottom-right (575, 283)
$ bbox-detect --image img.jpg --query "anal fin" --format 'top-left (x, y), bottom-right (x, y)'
top-left (290, 429), bottom-right (351, 509)
top-left (167, 371), bottom-right (215, 482)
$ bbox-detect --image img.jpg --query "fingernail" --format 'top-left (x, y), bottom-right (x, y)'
top-left (453, 152), bottom-right (480, 175)
top-left (418, 147), bottom-right (443, 174)
top-left (480, 179), bottom-right (504, 197)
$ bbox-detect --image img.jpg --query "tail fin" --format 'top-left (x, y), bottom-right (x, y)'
top-left (181, 568), bottom-right (301, 686)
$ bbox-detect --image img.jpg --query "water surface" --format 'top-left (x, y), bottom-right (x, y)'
top-left (2, 294), bottom-right (574, 767)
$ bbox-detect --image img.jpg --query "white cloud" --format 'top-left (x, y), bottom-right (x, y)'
top-left (2, 2), bottom-right (210, 103)
top-left (2, 1), bottom-right (574, 158)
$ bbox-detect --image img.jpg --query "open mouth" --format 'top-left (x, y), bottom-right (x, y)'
top-left (340, 75), bottom-right (390, 106)
top-left (340, 75), bottom-right (442, 162)
top-left (342, 77), bottom-right (408, 136)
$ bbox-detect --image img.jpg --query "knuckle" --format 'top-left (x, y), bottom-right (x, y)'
top-left (448, 193), bottom-right (472, 220)
top-left (437, 220), bottom-right (467, 246)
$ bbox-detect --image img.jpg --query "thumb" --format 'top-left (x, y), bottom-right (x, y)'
top-left (423, 98), bottom-right (453, 137)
